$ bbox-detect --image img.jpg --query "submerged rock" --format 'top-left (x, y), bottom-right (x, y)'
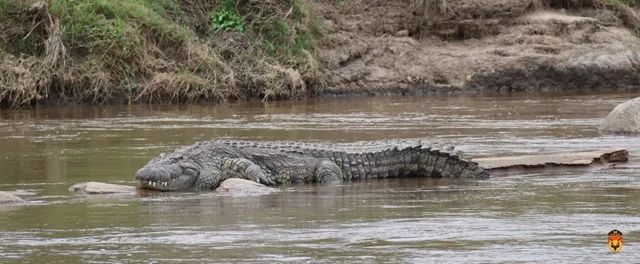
top-left (214, 178), bottom-right (277, 195)
top-left (600, 97), bottom-right (640, 135)
top-left (69, 182), bottom-right (137, 195)
top-left (0, 191), bottom-right (24, 204)
top-left (69, 180), bottom-right (276, 195)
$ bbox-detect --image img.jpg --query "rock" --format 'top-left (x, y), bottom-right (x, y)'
top-left (214, 178), bottom-right (277, 196)
top-left (0, 191), bottom-right (24, 204)
top-left (69, 182), bottom-right (137, 195)
top-left (395, 30), bottom-right (409, 37)
top-left (475, 148), bottom-right (629, 170)
top-left (600, 97), bottom-right (640, 135)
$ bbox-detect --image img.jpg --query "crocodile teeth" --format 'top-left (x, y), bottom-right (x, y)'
top-left (162, 182), bottom-right (167, 187)
top-left (152, 182), bottom-right (156, 187)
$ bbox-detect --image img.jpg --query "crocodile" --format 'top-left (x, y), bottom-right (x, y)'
top-left (135, 139), bottom-right (490, 191)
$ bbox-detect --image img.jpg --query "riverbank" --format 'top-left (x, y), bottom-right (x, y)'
top-left (318, 0), bottom-right (640, 96)
top-left (2, 0), bottom-right (640, 108)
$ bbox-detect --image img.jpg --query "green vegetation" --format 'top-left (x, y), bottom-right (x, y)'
top-left (210, 1), bottom-right (245, 32)
top-left (0, 0), bottom-right (320, 107)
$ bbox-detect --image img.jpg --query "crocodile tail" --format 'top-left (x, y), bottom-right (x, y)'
top-left (421, 146), bottom-right (490, 179)
top-left (345, 144), bottom-right (490, 179)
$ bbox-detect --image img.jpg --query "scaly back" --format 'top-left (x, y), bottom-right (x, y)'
top-left (216, 139), bottom-right (489, 180)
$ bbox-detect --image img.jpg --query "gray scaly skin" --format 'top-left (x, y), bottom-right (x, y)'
top-left (135, 139), bottom-right (490, 191)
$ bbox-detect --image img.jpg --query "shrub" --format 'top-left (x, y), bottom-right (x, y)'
top-left (210, 1), bottom-right (244, 33)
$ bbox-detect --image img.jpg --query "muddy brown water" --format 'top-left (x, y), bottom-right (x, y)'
top-left (1, 92), bottom-right (640, 263)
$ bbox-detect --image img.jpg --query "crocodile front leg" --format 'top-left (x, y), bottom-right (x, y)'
top-left (315, 160), bottom-right (343, 184)
top-left (221, 158), bottom-right (277, 186)
top-left (193, 166), bottom-right (222, 191)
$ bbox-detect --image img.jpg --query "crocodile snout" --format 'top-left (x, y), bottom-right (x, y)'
top-left (135, 168), bottom-right (164, 181)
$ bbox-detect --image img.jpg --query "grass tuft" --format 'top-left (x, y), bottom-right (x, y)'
top-left (600, 0), bottom-right (640, 35)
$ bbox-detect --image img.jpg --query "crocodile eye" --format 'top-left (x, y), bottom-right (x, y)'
top-left (183, 168), bottom-right (197, 177)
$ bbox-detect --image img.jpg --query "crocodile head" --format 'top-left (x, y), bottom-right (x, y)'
top-left (135, 142), bottom-right (241, 191)
top-left (135, 152), bottom-right (202, 191)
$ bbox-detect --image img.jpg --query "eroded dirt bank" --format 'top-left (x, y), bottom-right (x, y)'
top-left (2, 0), bottom-right (640, 108)
top-left (315, 0), bottom-right (640, 96)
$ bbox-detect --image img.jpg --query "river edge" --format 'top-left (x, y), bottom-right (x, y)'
top-left (13, 88), bottom-right (639, 111)
top-left (3, 0), bottom-right (640, 109)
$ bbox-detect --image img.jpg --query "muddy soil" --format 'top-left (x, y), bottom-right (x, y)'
top-left (315, 0), bottom-right (640, 95)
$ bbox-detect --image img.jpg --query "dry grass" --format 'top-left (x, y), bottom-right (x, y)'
top-left (542, 0), bottom-right (640, 35)
top-left (407, 0), bottom-right (537, 39)
top-left (0, 1), bottom-right (54, 107)
top-left (220, 40), bottom-right (319, 101)
top-left (599, 0), bottom-right (640, 34)
top-left (0, 0), bottom-right (320, 108)
top-left (0, 54), bottom-right (51, 107)
top-left (57, 61), bottom-right (115, 104)
top-left (43, 16), bottom-right (66, 69)
top-left (261, 63), bottom-right (307, 101)
top-left (130, 0), bottom-right (320, 104)
top-left (135, 42), bottom-right (239, 103)
top-left (138, 72), bottom-right (209, 103)
top-left (406, 0), bottom-right (640, 40)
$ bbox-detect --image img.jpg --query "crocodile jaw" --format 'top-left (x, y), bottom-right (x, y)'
top-left (135, 165), bottom-right (198, 191)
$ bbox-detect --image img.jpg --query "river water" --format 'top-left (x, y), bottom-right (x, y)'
top-left (0, 92), bottom-right (639, 263)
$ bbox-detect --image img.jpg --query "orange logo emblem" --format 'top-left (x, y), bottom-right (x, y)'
top-left (608, 229), bottom-right (623, 253)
